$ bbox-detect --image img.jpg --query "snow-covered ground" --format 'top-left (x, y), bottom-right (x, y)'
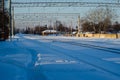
top-left (0, 34), bottom-right (120, 80)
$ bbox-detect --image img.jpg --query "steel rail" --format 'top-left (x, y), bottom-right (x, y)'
top-left (55, 40), bottom-right (120, 54)
top-left (39, 38), bottom-right (120, 54)
top-left (29, 38), bottom-right (120, 77)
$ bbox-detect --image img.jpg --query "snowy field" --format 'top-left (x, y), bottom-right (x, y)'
top-left (0, 34), bottom-right (120, 80)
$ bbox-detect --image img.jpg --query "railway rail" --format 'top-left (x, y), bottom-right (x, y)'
top-left (16, 36), bottom-right (120, 78)
top-left (33, 38), bottom-right (120, 77)
top-left (39, 38), bottom-right (120, 54)
top-left (58, 41), bottom-right (120, 54)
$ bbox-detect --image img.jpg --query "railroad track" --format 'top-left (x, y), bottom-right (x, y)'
top-left (35, 39), bottom-right (120, 77)
top-left (37, 38), bottom-right (120, 54)
top-left (17, 36), bottom-right (120, 78)
top-left (51, 40), bottom-right (120, 54)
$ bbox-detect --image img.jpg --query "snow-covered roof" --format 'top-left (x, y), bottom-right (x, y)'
top-left (42, 30), bottom-right (57, 33)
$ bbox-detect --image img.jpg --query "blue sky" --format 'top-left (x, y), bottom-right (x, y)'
top-left (7, 0), bottom-right (120, 28)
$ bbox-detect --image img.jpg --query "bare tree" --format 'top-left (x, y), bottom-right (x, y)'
top-left (84, 7), bottom-right (115, 33)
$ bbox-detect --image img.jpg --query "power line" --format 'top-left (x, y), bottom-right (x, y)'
top-left (11, 2), bottom-right (120, 7)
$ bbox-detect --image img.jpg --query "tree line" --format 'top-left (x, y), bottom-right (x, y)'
top-left (81, 7), bottom-right (120, 33)
top-left (16, 21), bottom-right (76, 35)
top-left (82, 21), bottom-right (120, 33)
top-left (0, 0), bottom-right (9, 41)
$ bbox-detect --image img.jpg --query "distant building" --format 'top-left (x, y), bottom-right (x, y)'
top-left (42, 30), bottom-right (58, 36)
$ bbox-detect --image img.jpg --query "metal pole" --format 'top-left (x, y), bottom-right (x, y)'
top-left (71, 20), bottom-right (72, 35)
top-left (12, 6), bottom-right (14, 37)
top-left (78, 15), bottom-right (80, 33)
top-left (8, 0), bottom-right (12, 40)
top-left (2, 0), bottom-right (5, 40)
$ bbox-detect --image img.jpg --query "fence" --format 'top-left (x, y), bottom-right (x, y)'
top-left (76, 33), bottom-right (120, 39)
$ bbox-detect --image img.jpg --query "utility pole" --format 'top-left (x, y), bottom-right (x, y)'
top-left (77, 15), bottom-right (81, 33)
top-left (71, 20), bottom-right (73, 35)
top-left (12, 6), bottom-right (14, 37)
top-left (8, 0), bottom-right (12, 40)
top-left (2, 0), bottom-right (5, 40)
